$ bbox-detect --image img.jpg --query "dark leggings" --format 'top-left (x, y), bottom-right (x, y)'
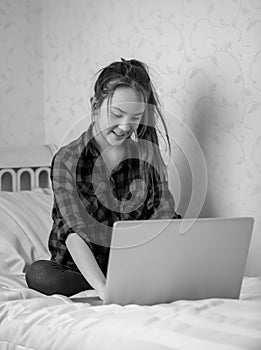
top-left (25, 260), bottom-right (92, 297)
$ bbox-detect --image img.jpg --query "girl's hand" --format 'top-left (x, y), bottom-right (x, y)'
top-left (96, 281), bottom-right (106, 300)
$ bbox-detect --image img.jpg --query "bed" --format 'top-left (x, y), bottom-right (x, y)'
top-left (0, 146), bottom-right (261, 350)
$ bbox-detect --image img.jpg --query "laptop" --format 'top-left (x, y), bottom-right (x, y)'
top-left (77, 217), bottom-right (254, 306)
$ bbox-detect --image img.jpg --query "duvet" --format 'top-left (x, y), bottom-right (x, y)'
top-left (0, 190), bottom-right (261, 350)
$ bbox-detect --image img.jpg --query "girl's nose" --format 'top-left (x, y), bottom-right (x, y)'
top-left (118, 123), bottom-right (132, 132)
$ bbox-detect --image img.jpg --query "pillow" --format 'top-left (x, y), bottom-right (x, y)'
top-left (0, 189), bottom-right (53, 286)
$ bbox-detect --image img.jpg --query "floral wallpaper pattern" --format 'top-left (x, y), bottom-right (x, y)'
top-left (0, 0), bottom-right (45, 146)
top-left (1, 0), bottom-right (261, 275)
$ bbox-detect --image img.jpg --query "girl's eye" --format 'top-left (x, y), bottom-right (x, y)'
top-left (112, 113), bottom-right (122, 118)
top-left (111, 112), bottom-right (141, 122)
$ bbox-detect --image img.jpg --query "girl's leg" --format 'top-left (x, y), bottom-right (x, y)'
top-left (25, 260), bottom-right (92, 297)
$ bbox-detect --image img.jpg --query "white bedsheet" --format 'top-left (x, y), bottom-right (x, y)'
top-left (0, 275), bottom-right (261, 350)
top-left (0, 190), bottom-right (261, 349)
top-left (0, 189), bottom-right (52, 285)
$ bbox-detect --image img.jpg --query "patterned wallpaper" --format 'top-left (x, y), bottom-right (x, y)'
top-left (0, 0), bottom-right (45, 146)
top-left (42, 0), bottom-right (261, 275)
top-left (1, 0), bottom-right (261, 275)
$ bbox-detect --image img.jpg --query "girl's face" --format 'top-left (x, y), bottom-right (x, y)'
top-left (94, 87), bottom-right (145, 149)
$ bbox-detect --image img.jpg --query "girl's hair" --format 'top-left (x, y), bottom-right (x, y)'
top-left (91, 58), bottom-right (171, 185)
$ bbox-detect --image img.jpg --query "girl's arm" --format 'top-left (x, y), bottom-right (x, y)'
top-left (51, 150), bottom-right (106, 299)
top-left (66, 233), bottom-right (106, 300)
top-left (147, 166), bottom-right (182, 220)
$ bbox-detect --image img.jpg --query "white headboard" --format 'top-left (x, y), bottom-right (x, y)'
top-left (0, 145), bottom-right (57, 191)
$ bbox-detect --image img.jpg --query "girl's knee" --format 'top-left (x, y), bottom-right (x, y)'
top-left (25, 260), bottom-right (49, 289)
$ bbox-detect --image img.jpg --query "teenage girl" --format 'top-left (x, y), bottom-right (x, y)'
top-left (25, 58), bottom-right (181, 300)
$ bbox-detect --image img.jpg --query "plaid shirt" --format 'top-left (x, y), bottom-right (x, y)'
top-left (48, 123), bottom-right (181, 275)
